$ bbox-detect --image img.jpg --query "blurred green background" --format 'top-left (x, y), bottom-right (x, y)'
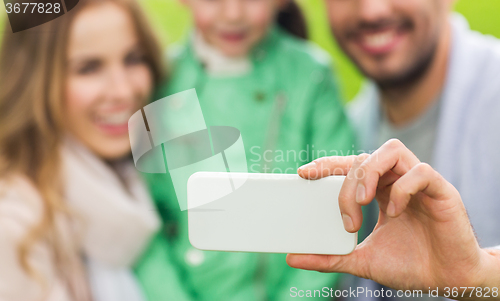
top-left (2, 0), bottom-right (499, 101)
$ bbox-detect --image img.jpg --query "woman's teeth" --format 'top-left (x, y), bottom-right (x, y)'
top-left (96, 111), bottom-right (131, 125)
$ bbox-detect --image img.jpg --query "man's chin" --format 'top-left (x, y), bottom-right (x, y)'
top-left (355, 45), bottom-right (437, 89)
top-left (357, 60), bottom-right (431, 90)
top-left (369, 71), bottom-right (414, 89)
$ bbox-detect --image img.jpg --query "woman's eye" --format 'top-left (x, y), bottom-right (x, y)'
top-left (77, 60), bottom-right (101, 75)
top-left (124, 51), bottom-right (146, 66)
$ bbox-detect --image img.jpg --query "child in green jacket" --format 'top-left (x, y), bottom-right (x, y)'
top-left (135, 1), bottom-right (356, 300)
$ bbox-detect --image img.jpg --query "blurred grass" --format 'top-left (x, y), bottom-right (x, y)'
top-left (2, 0), bottom-right (500, 100)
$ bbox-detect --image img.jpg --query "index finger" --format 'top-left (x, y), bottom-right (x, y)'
top-left (297, 155), bottom-right (358, 180)
top-left (356, 139), bottom-right (421, 205)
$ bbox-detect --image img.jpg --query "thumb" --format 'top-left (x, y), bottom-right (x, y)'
top-left (286, 252), bottom-right (362, 275)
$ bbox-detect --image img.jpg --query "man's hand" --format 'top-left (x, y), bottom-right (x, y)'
top-left (287, 139), bottom-right (500, 300)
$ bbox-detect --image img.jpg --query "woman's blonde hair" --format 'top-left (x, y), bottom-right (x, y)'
top-left (0, 0), bottom-right (163, 295)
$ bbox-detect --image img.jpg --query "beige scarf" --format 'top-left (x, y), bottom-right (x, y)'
top-left (61, 137), bottom-right (160, 301)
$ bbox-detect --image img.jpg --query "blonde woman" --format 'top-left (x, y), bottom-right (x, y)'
top-left (0, 0), bottom-right (164, 300)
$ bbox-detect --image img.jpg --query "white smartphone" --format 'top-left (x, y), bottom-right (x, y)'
top-left (187, 172), bottom-right (357, 255)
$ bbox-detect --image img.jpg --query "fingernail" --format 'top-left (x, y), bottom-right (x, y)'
top-left (298, 161), bottom-right (316, 172)
top-left (342, 214), bottom-right (354, 232)
top-left (356, 183), bottom-right (365, 204)
top-left (387, 201), bottom-right (396, 217)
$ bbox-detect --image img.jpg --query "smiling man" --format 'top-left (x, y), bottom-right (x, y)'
top-left (321, 0), bottom-right (500, 300)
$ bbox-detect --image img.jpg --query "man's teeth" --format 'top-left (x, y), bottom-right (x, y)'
top-left (97, 111), bottom-right (131, 125)
top-left (363, 31), bottom-right (396, 48)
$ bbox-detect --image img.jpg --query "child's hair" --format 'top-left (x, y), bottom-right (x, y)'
top-left (0, 0), bottom-right (163, 296)
top-left (277, 1), bottom-right (308, 39)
